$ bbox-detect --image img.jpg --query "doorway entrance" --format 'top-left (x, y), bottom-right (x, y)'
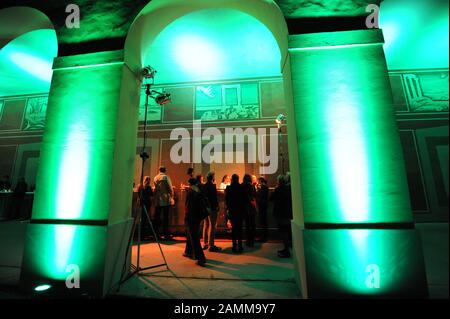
top-left (121, 0), bottom-right (298, 298)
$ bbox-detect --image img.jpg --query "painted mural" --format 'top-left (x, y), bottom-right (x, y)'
top-left (402, 70), bottom-right (449, 112)
top-left (22, 96), bottom-right (48, 131)
top-left (195, 83), bottom-right (260, 121)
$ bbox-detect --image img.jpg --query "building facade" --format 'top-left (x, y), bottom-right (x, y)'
top-left (0, 0), bottom-right (447, 298)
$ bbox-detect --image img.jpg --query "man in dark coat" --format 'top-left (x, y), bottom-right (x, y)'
top-left (242, 174), bottom-right (257, 247)
top-left (202, 172), bottom-right (221, 252)
top-left (256, 177), bottom-right (269, 242)
top-left (225, 174), bottom-right (244, 253)
top-left (271, 175), bottom-right (293, 258)
top-left (184, 178), bottom-right (207, 266)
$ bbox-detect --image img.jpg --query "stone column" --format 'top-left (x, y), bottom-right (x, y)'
top-left (20, 50), bottom-right (140, 296)
top-left (286, 29), bottom-right (428, 298)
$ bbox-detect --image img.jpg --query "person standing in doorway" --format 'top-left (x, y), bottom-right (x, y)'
top-left (242, 174), bottom-right (257, 247)
top-left (137, 176), bottom-right (153, 239)
top-left (271, 175), bottom-right (292, 258)
top-left (11, 177), bottom-right (27, 220)
top-left (153, 166), bottom-right (174, 240)
top-left (219, 174), bottom-right (232, 233)
top-left (256, 177), bottom-right (269, 242)
top-left (225, 174), bottom-right (244, 253)
top-left (202, 172), bottom-right (221, 252)
top-left (184, 178), bottom-right (208, 266)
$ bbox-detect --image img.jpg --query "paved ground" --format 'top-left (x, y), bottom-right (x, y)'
top-left (113, 239), bottom-right (300, 299)
top-left (417, 223), bottom-right (449, 299)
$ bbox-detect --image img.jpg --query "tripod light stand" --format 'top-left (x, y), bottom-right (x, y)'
top-left (117, 67), bottom-right (170, 290)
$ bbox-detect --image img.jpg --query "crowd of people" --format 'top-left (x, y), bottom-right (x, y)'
top-left (137, 166), bottom-right (294, 267)
top-left (0, 175), bottom-right (30, 220)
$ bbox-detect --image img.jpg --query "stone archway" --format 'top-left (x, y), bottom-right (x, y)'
top-left (120, 0), bottom-right (304, 295)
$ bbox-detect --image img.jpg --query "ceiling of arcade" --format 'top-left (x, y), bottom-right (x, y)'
top-left (0, 0), bottom-right (380, 47)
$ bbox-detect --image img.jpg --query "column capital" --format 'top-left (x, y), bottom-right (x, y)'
top-left (288, 29), bottom-right (384, 51)
top-left (53, 50), bottom-right (124, 71)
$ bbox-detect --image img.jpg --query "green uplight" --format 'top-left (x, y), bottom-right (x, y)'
top-left (32, 61), bottom-right (124, 221)
top-left (56, 124), bottom-right (89, 219)
top-left (173, 34), bottom-right (222, 79)
top-left (9, 52), bottom-right (53, 82)
top-left (145, 8), bottom-right (281, 84)
top-left (0, 29), bottom-right (57, 97)
top-left (327, 86), bottom-right (369, 222)
top-left (22, 224), bottom-right (106, 281)
top-left (304, 229), bottom-right (428, 297)
top-left (55, 226), bottom-right (76, 273)
top-left (380, 0), bottom-right (449, 69)
top-left (34, 284), bottom-right (51, 292)
top-left (291, 36), bottom-right (412, 224)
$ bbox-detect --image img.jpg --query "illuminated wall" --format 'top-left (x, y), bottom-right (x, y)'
top-left (380, 0), bottom-right (449, 70)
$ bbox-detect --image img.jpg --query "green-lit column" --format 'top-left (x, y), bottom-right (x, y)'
top-left (286, 29), bottom-right (428, 298)
top-left (20, 51), bottom-right (140, 296)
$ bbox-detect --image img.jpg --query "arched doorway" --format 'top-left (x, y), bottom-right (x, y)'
top-left (119, 0), bottom-right (300, 299)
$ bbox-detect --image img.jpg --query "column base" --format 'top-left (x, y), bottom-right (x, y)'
top-left (19, 218), bottom-right (133, 297)
top-left (292, 221), bottom-right (429, 298)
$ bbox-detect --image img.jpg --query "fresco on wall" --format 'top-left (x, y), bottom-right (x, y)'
top-left (138, 86), bottom-right (162, 123)
top-left (403, 71), bottom-right (449, 112)
top-left (195, 83), bottom-right (259, 121)
top-left (22, 96), bottom-right (48, 130)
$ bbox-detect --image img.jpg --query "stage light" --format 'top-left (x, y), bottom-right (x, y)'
top-left (34, 284), bottom-right (51, 292)
top-left (275, 114), bottom-right (286, 125)
top-left (153, 91), bottom-right (171, 105)
top-left (275, 114), bottom-right (286, 130)
top-left (142, 65), bottom-right (157, 79)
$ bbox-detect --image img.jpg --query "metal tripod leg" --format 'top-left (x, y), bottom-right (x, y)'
top-left (138, 204), bottom-right (169, 271)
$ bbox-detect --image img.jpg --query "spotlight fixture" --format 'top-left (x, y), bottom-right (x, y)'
top-left (152, 91), bottom-right (172, 105)
top-left (34, 284), bottom-right (52, 292)
top-left (275, 114), bottom-right (286, 129)
top-left (141, 65), bottom-right (157, 79)
top-left (275, 114), bottom-right (286, 125)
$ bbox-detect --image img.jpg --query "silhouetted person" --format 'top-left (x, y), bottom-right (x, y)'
top-left (11, 177), bottom-right (27, 220)
top-left (137, 176), bottom-right (153, 239)
top-left (242, 174), bottom-right (257, 247)
top-left (285, 172), bottom-right (293, 249)
top-left (225, 174), bottom-right (244, 253)
top-left (182, 167), bottom-right (195, 189)
top-left (271, 175), bottom-right (293, 258)
top-left (184, 178), bottom-right (208, 266)
top-left (0, 175), bottom-right (11, 191)
top-left (154, 166), bottom-right (174, 240)
top-left (219, 174), bottom-right (232, 232)
top-left (195, 174), bottom-right (204, 192)
top-left (256, 177), bottom-right (269, 242)
top-left (202, 172), bottom-right (221, 252)
top-left (187, 167), bottom-right (194, 179)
